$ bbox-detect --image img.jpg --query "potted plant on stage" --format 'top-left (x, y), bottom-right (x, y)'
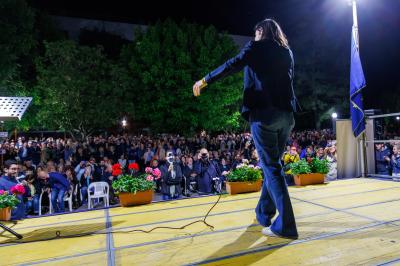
top-left (112, 167), bottom-right (160, 207)
top-left (0, 184), bottom-right (25, 221)
top-left (225, 161), bottom-right (263, 195)
top-left (291, 158), bottom-right (330, 186)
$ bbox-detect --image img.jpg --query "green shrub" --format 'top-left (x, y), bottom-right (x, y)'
top-left (112, 174), bottom-right (155, 194)
top-left (310, 158), bottom-right (330, 174)
top-left (0, 191), bottom-right (20, 209)
top-left (291, 158), bottom-right (330, 175)
top-left (226, 165), bottom-right (262, 182)
top-left (291, 159), bottom-right (311, 175)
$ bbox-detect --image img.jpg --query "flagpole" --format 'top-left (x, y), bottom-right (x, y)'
top-left (352, 0), bottom-right (367, 178)
top-left (352, 0), bottom-right (358, 28)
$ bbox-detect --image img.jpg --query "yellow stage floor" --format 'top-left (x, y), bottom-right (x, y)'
top-left (1, 178), bottom-right (400, 265)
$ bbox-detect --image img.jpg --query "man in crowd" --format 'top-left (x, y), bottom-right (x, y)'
top-left (375, 143), bottom-right (391, 175)
top-left (194, 148), bottom-right (221, 194)
top-left (0, 160), bottom-right (26, 220)
top-left (182, 156), bottom-right (197, 196)
top-left (38, 169), bottom-right (70, 213)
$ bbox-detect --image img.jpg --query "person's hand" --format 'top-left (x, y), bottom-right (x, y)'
top-left (384, 156), bottom-right (390, 162)
top-left (168, 164), bottom-right (173, 172)
top-left (193, 78), bottom-right (207, 97)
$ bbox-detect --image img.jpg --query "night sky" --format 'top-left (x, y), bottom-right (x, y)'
top-left (31, 0), bottom-right (400, 112)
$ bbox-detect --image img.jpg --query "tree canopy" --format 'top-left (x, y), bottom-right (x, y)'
top-left (120, 20), bottom-right (243, 133)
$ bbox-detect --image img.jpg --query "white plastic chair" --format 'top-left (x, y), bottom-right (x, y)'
top-left (63, 184), bottom-right (77, 212)
top-left (87, 182), bottom-right (109, 209)
top-left (39, 189), bottom-right (52, 215)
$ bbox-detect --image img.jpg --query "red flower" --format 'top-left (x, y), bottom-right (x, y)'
top-left (112, 163), bottom-right (122, 176)
top-left (112, 163), bottom-right (121, 170)
top-left (10, 184), bottom-right (25, 195)
top-left (128, 162), bottom-right (139, 171)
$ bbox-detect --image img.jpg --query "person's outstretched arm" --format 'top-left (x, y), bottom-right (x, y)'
top-left (193, 41), bottom-right (255, 97)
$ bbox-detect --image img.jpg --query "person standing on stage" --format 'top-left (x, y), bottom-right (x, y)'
top-left (193, 18), bottom-right (299, 239)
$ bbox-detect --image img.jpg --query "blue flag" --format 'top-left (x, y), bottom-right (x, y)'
top-left (350, 24), bottom-right (366, 138)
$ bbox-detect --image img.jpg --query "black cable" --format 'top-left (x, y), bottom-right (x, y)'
top-left (1, 191), bottom-right (222, 245)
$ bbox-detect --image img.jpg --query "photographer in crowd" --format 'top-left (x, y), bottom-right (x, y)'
top-left (194, 148), bottom-right (221, 194)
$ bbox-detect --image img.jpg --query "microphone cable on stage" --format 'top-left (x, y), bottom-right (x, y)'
top-left (2, 131), bottom-right (253, 244)
top-left (1, 191), bottom-right (223, 244)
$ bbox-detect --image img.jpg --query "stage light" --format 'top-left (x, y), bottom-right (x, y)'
top-left (396, 116), bottom-right (400, 121)
top-left (332, 113), bottom-right (338, 119)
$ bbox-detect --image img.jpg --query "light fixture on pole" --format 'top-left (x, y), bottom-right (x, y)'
top-left (121, 118), bottom-right (127, 134)
top-left (332, 112), bottom-right (338, 134)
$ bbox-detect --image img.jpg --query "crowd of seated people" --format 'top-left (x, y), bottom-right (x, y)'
top-left (0, 129), bottom-right (337, 217)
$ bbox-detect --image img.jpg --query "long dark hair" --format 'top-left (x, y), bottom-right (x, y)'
top-left (254, 19), bottom-right (289, 49)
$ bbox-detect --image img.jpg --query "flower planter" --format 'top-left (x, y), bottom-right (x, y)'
top-left (294, 173), bottom-right (325, 186)
top-left (226, 180), bottom-right (262, 195)
top-left (0, 207), bottom-right (11, 221)
top-left (118, 190), bottom-right (153, 207)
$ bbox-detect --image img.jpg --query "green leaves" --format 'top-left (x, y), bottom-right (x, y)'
top-left (226, 165), bottom-right (262, 183)
top-left (291, 158), bottom-right (330, 175)
top-left (112, 174), bottom-right (155, 194)
top-left (121, 20), bottom-right (243, 134)
top-left (0, 192), bottom-right (20, 209)
top-left (291, 159), bottom-right (312, 175)
top-left (0, 0), bottom-right (36, 85)
top-left (33, 40), bottom-right (133, 138)
top-left (310, 158), bottom-right (330, 174)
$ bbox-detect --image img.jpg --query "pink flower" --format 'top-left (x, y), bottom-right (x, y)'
top-left (0, 190), bottom-right (5, 195)
top-left (146, 175), bottom-right (154, 182)
top-left (10, 184), bottom-right (25, 195)
top-left (145, 167), bottom-right (153, 174)
top-left (152, 168), bottom-right (161, 178)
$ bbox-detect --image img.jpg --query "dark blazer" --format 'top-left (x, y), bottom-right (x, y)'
top-left (204, 40), bottom-right (298, 121)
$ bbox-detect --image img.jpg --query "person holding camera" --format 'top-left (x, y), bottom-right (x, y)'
top-left (194, 148), bottom-right (221, 194)
top-left (160, 151), bottom-right (183, 200)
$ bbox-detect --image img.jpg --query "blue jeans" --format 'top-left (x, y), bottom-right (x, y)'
top-left (51, 188), bottom-right (66, 213)
top-left (25, 195), bottom-right (40, 215)
top-left (251, 110), bottom-right (298, 238)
